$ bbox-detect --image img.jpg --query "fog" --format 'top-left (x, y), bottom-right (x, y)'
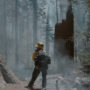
top-left (0, 0), bottom-right (69, 79)
top-left (0, 2), bottom-right (89, 90)
top-left (0, 0), bottom-right (90, 90)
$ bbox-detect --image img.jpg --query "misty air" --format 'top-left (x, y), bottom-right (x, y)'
top-left (0, 0), bottom-right (90, 90)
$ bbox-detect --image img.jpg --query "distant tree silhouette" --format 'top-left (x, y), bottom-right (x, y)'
top-left (15, 0), bottom-right (19, 65)
top-left (32, 0), bottom-right (38, 49)
top-left (46, 8), bottom-right (50, 54)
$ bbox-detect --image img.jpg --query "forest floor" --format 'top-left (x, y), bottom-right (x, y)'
top-left (0, 55), bottom-right (90, 90)
top-left (0, 74), bottom-right (90, 90)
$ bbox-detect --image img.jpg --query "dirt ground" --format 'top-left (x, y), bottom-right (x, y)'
top-left (0, 74), bottom-right (90, 90)
top-left (0, 81), bottom-right (43, 90)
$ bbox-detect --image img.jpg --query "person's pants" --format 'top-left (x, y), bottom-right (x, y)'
top-left (28, 67), bottom-right (47, 88)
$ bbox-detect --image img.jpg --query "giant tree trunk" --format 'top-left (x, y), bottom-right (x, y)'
top-left (0, 55), bottom-right (20, 84)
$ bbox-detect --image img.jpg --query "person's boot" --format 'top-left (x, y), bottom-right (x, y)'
top-left (42, 87), bottom-right (46, 90)
top-left (26, 80), bottom-right (34, 89)
top-left (25, 86), bottom-right (33, 90)
top-left (42, 82), bottom-right (46, 90)
top-left (25, 85), bottom-right (33, 89)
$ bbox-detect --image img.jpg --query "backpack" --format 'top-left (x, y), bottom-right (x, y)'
top-left (35, 51), bottom-right (51, 68)
top-left (37, 54), bottom-right (51, 64)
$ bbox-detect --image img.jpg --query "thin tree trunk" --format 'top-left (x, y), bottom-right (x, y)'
top-left (56, 0), bottom-right (59, 23)
top-left (59, 0), bottom-right (63, 20)
top-left (15, 0), bottom-right (19, 65)
top-left (4, 0), bottom-right (7, 61)
top-left (32, 0), bottom-right (38, 48)
top-left (46, 8), bottom-right (50, 54)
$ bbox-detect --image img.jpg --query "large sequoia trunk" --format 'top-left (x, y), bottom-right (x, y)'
top-left (0, 55), bottom-right (20, 84)
top-left (0, 70), bottom-right (6, 88)
top-left (55, 4), bottom-right (74, 58)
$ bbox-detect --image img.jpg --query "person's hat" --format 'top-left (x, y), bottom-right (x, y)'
top-left (35, 42), bottom-right (44, 48)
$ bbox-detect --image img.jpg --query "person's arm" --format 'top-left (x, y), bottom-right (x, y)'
top-left (32, 51), bottom-right (37, 61)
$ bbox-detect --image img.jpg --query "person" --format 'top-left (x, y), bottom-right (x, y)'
top-left (26, 42), bottom-right (51, 90)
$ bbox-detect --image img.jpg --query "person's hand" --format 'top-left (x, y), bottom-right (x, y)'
top-left (34, 57), bottom-right (37, 61)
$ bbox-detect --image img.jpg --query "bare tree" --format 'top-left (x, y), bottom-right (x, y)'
top-left (3, 0), bottom-right (7, 61)
top-left (46, 8), bottom-right (50, 54)
top-left (32, 0), bottom-right (38, 49)
top-left (15, 0), bottom-right (19, 65)
top-left (56, 0), bottom-right (59, 23)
